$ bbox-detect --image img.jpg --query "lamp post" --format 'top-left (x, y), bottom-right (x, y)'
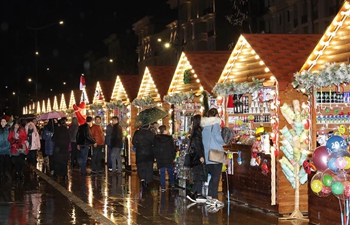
top-left (27, 21), bottom-right (64, 103)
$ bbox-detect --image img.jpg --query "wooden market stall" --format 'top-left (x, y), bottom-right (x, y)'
top-left (214, 33), bottom-right (321, 216)
top-left (164, 51), bottom-right (230, 192)
top-left (112, 74), bottom-right (142, 171)
top-left (131, 66), bottom-right (175, 169)
top-left (292, 2), bottom-right (350, 224)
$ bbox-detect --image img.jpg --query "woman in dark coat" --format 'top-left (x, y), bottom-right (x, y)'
top-left (51, 118), bottom-right (70, 179)
top-left (132, 123), bottom-right (155, 189)
top-left (186, 114), bottom-right (207, 203)
top-left (154, 125), bottom-right (176, 191)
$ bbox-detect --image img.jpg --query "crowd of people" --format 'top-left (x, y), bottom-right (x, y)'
top-left (0, 108), bottom-right (226, 211)
top-left (0, 115), bottom-right (125, 181)
top-left (132, 108), bottom-right (226, 211)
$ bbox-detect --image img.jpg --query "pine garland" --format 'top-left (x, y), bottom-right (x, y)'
top-left (292, 62), bottom-right (350, 94)
top-left (212, 78), bottom-right (264, 96)
top-left (163, 91), bottom-right (195, 105)
top-left (183, 69), bottom-right (191, 84)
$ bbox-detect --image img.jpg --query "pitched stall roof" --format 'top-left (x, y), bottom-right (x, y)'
top-left (59, 93), bottom-right (67, 111)
top-left (168, 51), bottom-right (230, 94)
top-left (111, 76), bottom-right (132, 103)
top-left (137, 66), bottom-right (174, 101)
top-left (99, 81), bottom-right (114, 103)
top-left (147, 66), bottom-right (175, 99)
top-left (92, 81), bottom-right (113, 104)
top-left (218, 34), bottom-right (321, 86)
top-left (300, 1), bottom-right (350, 72)
top-left (118, 75), bottom-right (143, 103)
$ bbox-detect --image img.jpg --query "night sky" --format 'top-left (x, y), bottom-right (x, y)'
top-left (0, 0), bottom-right (175, 114)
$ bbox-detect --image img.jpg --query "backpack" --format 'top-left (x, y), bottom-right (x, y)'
top-left (221, 126), bottom-right (234, 144)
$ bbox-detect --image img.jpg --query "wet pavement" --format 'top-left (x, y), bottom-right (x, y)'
top-left (0, 158), bottom-right (312, 225)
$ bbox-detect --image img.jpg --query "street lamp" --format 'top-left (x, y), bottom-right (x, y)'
top-left (27, 20), bottom-right (64, 103)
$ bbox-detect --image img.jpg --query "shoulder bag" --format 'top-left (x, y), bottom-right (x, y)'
top-left (183, 138), bottom-right (199, 167)
top-left (208, 125), bottom-right (225, 163)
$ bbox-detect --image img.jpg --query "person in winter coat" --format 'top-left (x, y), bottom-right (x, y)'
top-left (52, 118), bottom-right (70, 179)
top-left (154, 125), bottom-right (176, 192)
top-left (132, 123), bottom-right (155, 189)
top-left (0, 118), bottom-right (11, 180)
top-left (68, 117), bottom-right (79, 168)
top-left (110, 116), bottom-right (123, 174)
top-left (186, 114), bottom-right (207, 203)
top-left (42, 119), bottom-right (57, 174)
top-left (201, 108), bottom-right (225, 206)
top-left (8, 120), bottom-right (28, 179)
top-left (90, 116), bottom-right (105, 174)
top-left (25, 121), bottom-right (41, 170)
top-left (76, 116), bottom-right (96, 176)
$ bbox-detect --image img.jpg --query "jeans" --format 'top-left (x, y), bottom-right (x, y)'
top-left (110, 147), bottom-right (122, 172)
top-left (159, 167), bottom-right (174, 188)
top-left (91, 145), bottom-right (103, 171)
top-left (206, 163), bottom-right (222, 198)
top-left (79, 145), bottom-right (90, 174)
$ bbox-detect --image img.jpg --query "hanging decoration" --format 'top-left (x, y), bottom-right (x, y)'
top-left (89, 103), bottom-right (104, 111)
top-left (213, 78), bottom-right (265, 96)
top-left (278, 99), bottom-right (310, 220)
top-left (183, 69), bottom-right (191, 84)
top-left (132, 95), bottom-right (154, 108)
top-left (106, 100), bottom-right (124, 110)
top-left (163, 91), bottom-right (195, 105)
top-left (292, 62), bottom-right (350, 94)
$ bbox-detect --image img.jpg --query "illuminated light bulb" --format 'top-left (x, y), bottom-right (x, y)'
top-left (250, 50), bottom-right (255, 54)
top-left (264, 67), bottom-right (270, 72)
top-left (255, 55), bottom-right (259, 59)
top-left (169, 120), bottom-right (172, 123)
top-left (194, 74), bottom-right (198, 78)
top-left (196, 79), bottom-right (200, 83)
top-left (270, 76), bottom-right (276, 81)
top-left (232, 56), bottom-right (238, 60)
top-left (259, 61), bottom-right (264, 65)
top-left (191, 69), bottom-right (194, 73)
top-left (326, 31), bottom-right (336, 37)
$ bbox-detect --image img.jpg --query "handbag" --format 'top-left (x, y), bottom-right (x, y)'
top-left (208, 125), bottom-right (225, 163)
top-left (183, 139), bottom-right (199, 167)
top-left (209, 149), bottom-right (225, 163)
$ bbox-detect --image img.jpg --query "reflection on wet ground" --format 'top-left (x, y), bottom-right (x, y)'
top-left (0, 160), bottom-right (311, 225)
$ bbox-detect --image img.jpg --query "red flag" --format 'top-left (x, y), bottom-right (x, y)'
top-left (80, 75), bottom-right (86, 90)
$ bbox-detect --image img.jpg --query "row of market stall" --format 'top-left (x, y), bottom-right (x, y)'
top-left (22, 1), bottom-right (350, 224)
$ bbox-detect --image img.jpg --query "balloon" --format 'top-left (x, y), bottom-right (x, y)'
top-left (311, 180), bottom-right (323, 193)
top-left (327, 157), bottom-right (339, 172)
top-left (336, 157), bottom-right (347, 169)
top-left (322, 174), bottom-right (333, 187)
top-left (331, 171), bottom-right (350, 199)
top-left (311, 172), bottom-right (331, 197)
top-left (344, 156), bottom-right (350, 170)
top-left (331, 181), bottom-right (344, 195)
top-left (326, 135), bottom-right (348, 153)
top-left (312, 146), bottom-right (329, 172)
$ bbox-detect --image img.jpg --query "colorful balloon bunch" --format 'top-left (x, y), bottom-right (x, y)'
top-left (311, 136), bottom-right (350, 197)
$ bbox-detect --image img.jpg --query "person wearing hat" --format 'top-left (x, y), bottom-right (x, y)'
top-left (0, 118), bottom-right (11, 180)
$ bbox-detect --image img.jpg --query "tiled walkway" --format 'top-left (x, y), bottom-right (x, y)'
top-left (0, 160), bottom-right (311, 225)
